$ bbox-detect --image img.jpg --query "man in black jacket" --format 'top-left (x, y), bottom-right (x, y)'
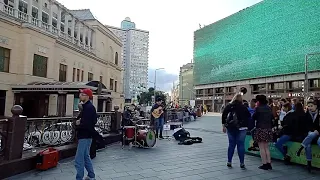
top-left (75, 89), bottom-right (97, 180)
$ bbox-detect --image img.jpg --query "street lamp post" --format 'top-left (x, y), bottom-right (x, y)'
top-left (154, 68), bottom-right (164, 103)
top-left (305, 52), bottom-right (320, 103)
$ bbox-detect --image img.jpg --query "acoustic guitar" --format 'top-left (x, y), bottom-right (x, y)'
top-left (152, 106), bottom-right (163, 119)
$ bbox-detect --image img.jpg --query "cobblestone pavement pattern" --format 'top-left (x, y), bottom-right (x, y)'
top-left (8, 113), bottom-right (320, 180)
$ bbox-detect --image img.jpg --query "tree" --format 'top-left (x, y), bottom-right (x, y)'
top-left (138, 87), bottom-right (166, 105)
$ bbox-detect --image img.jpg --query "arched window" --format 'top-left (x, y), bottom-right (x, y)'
top-left (109, 46), bottom-right (114, 62)
top-left (115, 52), bottom-right (118, 65)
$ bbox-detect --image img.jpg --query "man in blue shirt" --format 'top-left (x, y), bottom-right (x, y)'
top-left (151, 98), bottom-right (164, 139)
top-left (75, 89), bottom-right (97, 180)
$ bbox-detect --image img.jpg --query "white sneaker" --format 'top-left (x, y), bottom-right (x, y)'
top-left (84, 177), bottom-right (95, 180)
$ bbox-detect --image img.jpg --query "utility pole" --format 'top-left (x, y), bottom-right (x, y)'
top-left (154, 68), bottom-right (164, 104)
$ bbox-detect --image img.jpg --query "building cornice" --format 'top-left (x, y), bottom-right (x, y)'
top-left (194, 71), bottom-right (320, 89)
top-left (91, 24), bottom-right (122, 47)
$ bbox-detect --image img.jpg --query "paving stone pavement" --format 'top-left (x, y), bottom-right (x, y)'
top-left (8, 113), bottom-right (320, 180)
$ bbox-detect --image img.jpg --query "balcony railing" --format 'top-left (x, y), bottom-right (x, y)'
top-left (18, 11), bottom-right (28, 21)
top-left (1, 3), bottom-right (14, 16)
top-left (52, 26), bottom-right (58, 34)
top-left (31, 17), bottom-right (38, 26)
top-left (0, 2), bottom-right (93, 53)
top-left (41, 22), bottom-right (49, 30)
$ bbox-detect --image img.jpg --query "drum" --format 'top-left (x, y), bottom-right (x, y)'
top-left (136, 129), bottom-right (156, 147)
top-left (124, 126), bottom-right (135, 140)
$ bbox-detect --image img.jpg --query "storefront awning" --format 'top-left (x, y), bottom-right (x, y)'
top-left (11, 81), bottom-right (110, 94)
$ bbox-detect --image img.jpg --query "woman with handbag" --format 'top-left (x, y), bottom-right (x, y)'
top-left (222, 93), bottom-right (250, 170)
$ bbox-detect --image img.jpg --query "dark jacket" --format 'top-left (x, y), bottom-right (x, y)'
top-left (77, 101), bottom-right (97, 139)
top-left (252, 105), bottom-right (273, 129)
top-left (305, 110), bottom-right (320, 132)
top-left (222, 101), bottom-right (250, 128)
top-left (122, 110), bottom-right (132, 126)
top-left (281, 111), bottom-right (303, 136)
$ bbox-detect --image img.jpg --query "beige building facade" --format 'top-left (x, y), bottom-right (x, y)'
top-left (0, 0), bottom-right (124, 117)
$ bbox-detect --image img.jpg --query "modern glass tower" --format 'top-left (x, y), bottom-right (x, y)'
top-left (107, 18), bottom-right (149, 102)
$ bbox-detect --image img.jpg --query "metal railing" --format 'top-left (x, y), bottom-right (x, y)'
top-left (25, 117), bottom-right (75, 149)
top-left (96, 112), bottom-right (113, 134)
top-left (0, 119), bottom-right (8, 158)
top-left (24, 112), bottom-right (114, 149)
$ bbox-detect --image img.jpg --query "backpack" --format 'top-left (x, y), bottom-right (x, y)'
top-left (225, 106), bottom-right (240, 129)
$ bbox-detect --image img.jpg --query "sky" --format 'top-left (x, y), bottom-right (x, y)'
top-left (58, 0), bottom-right (262, 92)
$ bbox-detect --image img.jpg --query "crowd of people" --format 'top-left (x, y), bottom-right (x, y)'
top-left (222, 93), bottom-right (320, 172)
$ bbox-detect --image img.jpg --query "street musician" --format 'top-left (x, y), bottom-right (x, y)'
top-left (151, 98), bottom-right (164, 139)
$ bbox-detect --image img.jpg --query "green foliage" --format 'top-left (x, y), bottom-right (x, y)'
top-left (138, 87), bottom-right (167, 105)
top-left (193, 0), bottom-right (320, 85)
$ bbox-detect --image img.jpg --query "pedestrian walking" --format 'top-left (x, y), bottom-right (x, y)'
top-left (253, 95), bottom-right (273, 170)
top-left (75, 88), bottom-right (97, 180)
top-left (222, 93), bottom-right (250, 170)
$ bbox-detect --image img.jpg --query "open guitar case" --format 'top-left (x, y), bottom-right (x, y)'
top-left (173, 128), bottom-right (203, 145)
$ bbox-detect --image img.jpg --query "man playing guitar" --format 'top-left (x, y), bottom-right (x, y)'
top-left (151, 98), bottom-right (164, 139)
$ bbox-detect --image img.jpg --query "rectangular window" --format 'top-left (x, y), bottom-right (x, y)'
top-left (0, 47), bottom-right (10, 72)
top-left (59, 64), bottom-right (67, 82)
top-left (88, 72), bottom-right (93, 81)
top-left (110, 78), bottom-right (114, 90)
top-left (42, 12), bottom-right (49, 23)
top-left (310, 79), bottom-right (320, 88)
top-left (18, 1), bottom-right (28, 13)
top-left (115, 81), bottom-right (118, 92)
top-left (76, 69), bottom-right (80, 81)
top-left (32, 7), bottom-right (38, 18)
top-left (215, 88), bottom-right (223, 94)
top-left (72, 68), bottom-right (76, 82)
top-left (33, 54), bottom-right (47, 77)
top-left (81, 70), bottom-right (84, 81)
top-left (292, 81), bottom-right (303, 89)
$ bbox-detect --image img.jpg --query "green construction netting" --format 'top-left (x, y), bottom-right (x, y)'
top-left (193, 0), bottom-right (320, 85)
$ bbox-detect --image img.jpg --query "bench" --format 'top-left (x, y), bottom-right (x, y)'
top-left (245, 135), bottom-right (320, 168)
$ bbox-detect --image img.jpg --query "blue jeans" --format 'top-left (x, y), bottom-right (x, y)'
top-left (75, 139), bottom-right (95, 180)
top-left (301, 131), bottom-right (320, 161)
top-left (275, 135), bottom-right (291, 156)
top-left (155, 117), bottom-right (164, 136)
top-left (227, 129), bottom-right (247, 164)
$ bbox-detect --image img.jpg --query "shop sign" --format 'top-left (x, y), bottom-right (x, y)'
top-left (288, 93), bottom-right (303, 97)
top-left (267, 94), bottom-right (282, 98)
top-left (0, 36), bottom-right (9, 45)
